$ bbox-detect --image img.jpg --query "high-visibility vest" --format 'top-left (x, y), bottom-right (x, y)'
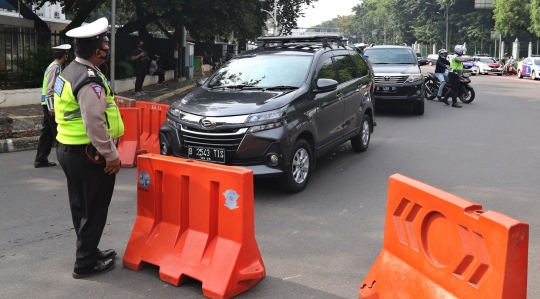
top-left (449, 55), bottom-right (464, 71)
top-left (54, 61), bottom-right (124, 145)
top-left (41, 61), bottom-right (60, 105)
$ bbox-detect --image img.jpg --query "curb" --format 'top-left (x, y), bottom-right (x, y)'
top-left (0, 136), bottom-right (39, 153)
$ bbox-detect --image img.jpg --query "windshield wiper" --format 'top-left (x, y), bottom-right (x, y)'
top-left (395, 62), bottom-right (415, 64)
top-left (373, 62), bottom-right (391, 64)
top-left (264, 86), bottom-right (299, 90)
top-left (210, 85), bottom-right (247, 90)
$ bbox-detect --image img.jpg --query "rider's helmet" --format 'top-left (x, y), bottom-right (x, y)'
top-left (438, 49), bottom-right (448, 58)
top-left (454, 44), bottom-right (466, 56)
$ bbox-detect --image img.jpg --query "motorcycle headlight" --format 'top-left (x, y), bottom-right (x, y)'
top-left (406, 74), bottom-right (423, 83)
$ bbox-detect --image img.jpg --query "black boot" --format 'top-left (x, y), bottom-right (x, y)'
top-left (442, 95), bottom-right (450, 105)
top-left (452, 103), bottom-right (462, 108)
top-left (436, 95), bottom-right (443, 102)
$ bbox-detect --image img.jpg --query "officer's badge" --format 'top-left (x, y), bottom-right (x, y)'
top-left (54, 77), bottom-right (65, 96)
top-left (87, 68), bottom-right (96, 77)
top-left (91, 84), bottom-right (102, 99)
top-left (223, 189), bottom-right (240, 210)
top-left (139, 171), bottom-right (150, 188)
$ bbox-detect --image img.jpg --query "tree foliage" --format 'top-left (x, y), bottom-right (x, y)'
top-left (493, 0), bottom-right (531, 36)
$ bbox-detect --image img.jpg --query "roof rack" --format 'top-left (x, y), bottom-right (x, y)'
top-left (256, 34), bottom-right (346, 49)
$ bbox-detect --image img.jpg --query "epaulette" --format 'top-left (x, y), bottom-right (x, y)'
top-left (87, 68), bottom-right (97, 78)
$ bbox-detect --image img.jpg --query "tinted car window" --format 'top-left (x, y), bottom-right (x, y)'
top-left (364, 48), bottom-right (416, 64)
top-left (350, 53), bottom-right (369, 77)
top-left (334, 55), bottom-right (357, 83)
top-left (207, 55), bottom-right (312, 88)
top-left (534, 59), bottom-right (540, 65)
top-left (315, 57), bottom-right (338, 81)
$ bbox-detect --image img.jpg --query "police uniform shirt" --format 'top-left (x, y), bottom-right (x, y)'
top-left (74, 57), bottom-right (119, 161)
top-left (45, 63), bottom-right (61, 105)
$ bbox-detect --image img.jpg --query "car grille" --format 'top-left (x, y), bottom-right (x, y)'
top-left (374, 75), bottom-right (409, 84)
top-left (180, 124), bottom-right (246, 149)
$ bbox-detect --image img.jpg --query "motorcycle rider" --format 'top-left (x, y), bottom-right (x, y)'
top-left (444, 44), bottom-right (474, 108)
top-left (434, 49), bottom-right (450, 102)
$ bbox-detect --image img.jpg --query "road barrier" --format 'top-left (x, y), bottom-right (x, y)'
top-left (136, 101), bottom-right (169, 155)
top-left (115, 95), bottom-right (137, 108)
top-left (359, 174), bottom-right (529, 299)
top-left (118, 108), bottom-right (141, 168)
top-left (123, 154), bottom-right (266, 299)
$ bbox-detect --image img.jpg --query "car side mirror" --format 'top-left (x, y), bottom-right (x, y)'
top-left (313, 78), bottom-right (338, 94)
top-left (196, 77), bottom-right (209, 87)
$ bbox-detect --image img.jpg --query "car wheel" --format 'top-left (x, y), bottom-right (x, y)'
top-left (351, 114), bottom-right (371, 152)
top-left (429, 61), bottom-right (433, 66)
top-left (518, 69), bottom-right (523, 78)
top-left (412, 101), bottom-right (424, 115)
top-left (532, 71), bottom-right (537, 80)
top-left (280, 139), bottom-right (312, 193)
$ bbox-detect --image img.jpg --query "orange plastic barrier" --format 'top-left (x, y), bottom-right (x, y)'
top-left (115, 95), bottom-right (137, 108)
top-left (135, 101), bottom-right (169, 154)
top-left (123, 154), bottom-right (265, 299)
top-left (118, 108), bottom-right (140, 168)
top-left (359, 174), bottom-right (529, 299)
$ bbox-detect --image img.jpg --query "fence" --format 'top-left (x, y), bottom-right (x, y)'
top-left (0, 28), bottom-right (176, 90)
top-left (415, 42), bottom-right (536, 60)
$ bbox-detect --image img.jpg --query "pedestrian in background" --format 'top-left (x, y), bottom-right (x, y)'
top-left (149, 55), bottom-right (167, 85)
top-left (55, 17), bottom-right (124, 279)
top-left (131, 39), bottom-right (148, 97)
top-left (34, 44), bottom-right (70, 168)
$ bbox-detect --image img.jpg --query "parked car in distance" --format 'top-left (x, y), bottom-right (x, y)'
top-left (426, 54), bottom-right (438, 66)
top-left (517, 57), bottom-right (540, 79)
top-left (462, 55), bottom-right (479, 75)
top-left (364, 45), bottom-right (425, 115)
top-left (159, 35), bottom-right (375, 193)
top-left (416, 53), bottom-right (428, 65)
top-left (474, 56), bottom-right (502, 75)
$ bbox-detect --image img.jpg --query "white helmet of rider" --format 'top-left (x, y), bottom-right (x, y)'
top-left (454, 44), bottom-right (467, 56)
top-left (438, 49), bottom-right (448, 58)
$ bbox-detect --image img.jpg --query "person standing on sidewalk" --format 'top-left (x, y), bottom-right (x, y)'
top-left (34, 44), bottom-right (70, 168)
top-left (55, 17), bottom-right (124, 278)
top-left (131, 39), bottom-right (148, 97)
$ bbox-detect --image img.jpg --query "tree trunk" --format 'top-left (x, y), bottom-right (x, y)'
top-left (5, 0), bottom-right (50, 33)
top-left (59, 0), bottom-right (101, 37)
top-left (133, 0), bottom-right (150, 37)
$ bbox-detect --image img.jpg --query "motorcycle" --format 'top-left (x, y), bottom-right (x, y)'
top-left (503, 60), bottom-right (517, 75)
top-left (424, 71), bottom-right (475, 104)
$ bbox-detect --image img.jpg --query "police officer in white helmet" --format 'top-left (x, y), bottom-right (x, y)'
top-left (54, 17), bottom-right (124, 278)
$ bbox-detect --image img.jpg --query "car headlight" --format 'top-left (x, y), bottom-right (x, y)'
top-left (246, 106), bottom-right (287, 133)
top-left (168, 108), bottom-right (181, 118)
top-left (245, 106), bottom-right (287, 123)
top-left (406, 74), bottom-right (423, 83)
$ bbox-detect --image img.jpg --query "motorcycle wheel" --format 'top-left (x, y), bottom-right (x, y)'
top-left (424, 79), bottom-right (437, 100)
top-left (459, 86), bottom-right (475, 104)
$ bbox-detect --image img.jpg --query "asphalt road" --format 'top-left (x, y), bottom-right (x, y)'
top-left (1, 72), bottom-right (539, 298)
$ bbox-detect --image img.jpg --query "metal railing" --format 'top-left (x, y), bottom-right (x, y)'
top-left (0, 28), bottom-right (71, 90)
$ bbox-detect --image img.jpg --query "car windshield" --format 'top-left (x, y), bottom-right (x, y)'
top-left (364, 48), bottom-right (416, 64)
top-left (207, 55), bottom-right (312, 88)
top-left (479, 57), bottom-right (496, 63)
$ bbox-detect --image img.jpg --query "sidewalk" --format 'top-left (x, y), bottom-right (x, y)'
top-left (0, 75), bottom-right (203, 153)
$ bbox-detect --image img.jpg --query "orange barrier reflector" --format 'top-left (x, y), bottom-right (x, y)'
top-left (123, 154), bottom-right (265, 299)
top-left (359, 174), bottom-right (529, 299)
top-left (135, 101), bottom-right (169, 154)
top-left (115, 95), bottom-right (137, 108)
top-left (118, 108), bottom-right (140, 168)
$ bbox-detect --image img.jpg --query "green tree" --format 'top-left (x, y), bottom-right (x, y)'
top-left (493, 0), bottom-right (532, 36)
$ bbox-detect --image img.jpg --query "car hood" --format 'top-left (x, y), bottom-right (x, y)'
top-left (371, 64), bottom-right (420, 74)
top-left (171, 86), bottom-right (301, 116)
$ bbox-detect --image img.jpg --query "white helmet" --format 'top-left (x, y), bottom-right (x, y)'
top-left (454, 44), bottom-right (466, 56)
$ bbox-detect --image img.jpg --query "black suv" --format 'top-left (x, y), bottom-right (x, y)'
top-left (159, 35), bottom-right (375, 192)
top-left (363, 45), bottom-right (425, 115)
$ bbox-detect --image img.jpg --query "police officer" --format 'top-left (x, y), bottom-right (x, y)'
top-left (34, 44), bottom-right (70, 168)
top-left (55, 17), bottom-right (124, 278)
top-left (445, 45), bottom-right (474, 108)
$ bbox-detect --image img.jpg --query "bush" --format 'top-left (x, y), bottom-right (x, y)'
top-left (116, 60), bottom-right (134, 80)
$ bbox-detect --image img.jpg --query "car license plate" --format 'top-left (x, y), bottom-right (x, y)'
top-left (377, 86), bottom-right (396, 93)
top-left (491, 68), bottom-right (500, 72)
top-left (188, 146), bottom-right (225, 163)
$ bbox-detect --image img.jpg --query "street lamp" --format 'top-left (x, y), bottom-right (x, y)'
top-left (426, 1), bottom-right (448, 50)
top-left (259, 0), bottom-right (278, 36)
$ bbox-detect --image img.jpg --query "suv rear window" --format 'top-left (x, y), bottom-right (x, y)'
top-left (207, 55), bottom-right (312, 88)
top-left (364, 48), bottom-right (416, 64)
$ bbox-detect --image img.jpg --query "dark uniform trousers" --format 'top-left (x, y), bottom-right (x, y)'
top-left (448, 72), bottom-right (460, 104)
top-left (35, 105), bottom-right (58, 163)
top-left (56, 143), bottom-right (115, 270)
